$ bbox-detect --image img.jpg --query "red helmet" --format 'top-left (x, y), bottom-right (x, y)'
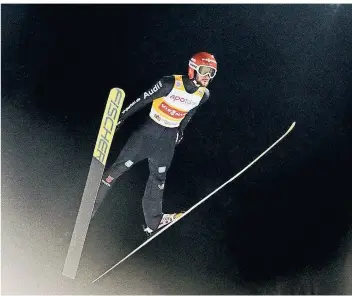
top-left (188, 52), bottom-right (218, 80)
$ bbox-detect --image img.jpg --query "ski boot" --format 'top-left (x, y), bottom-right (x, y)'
top-left (143, 212), bottom-right (184, 236)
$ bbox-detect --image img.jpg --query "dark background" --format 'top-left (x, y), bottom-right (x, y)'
top-left (2, 4), bottom-right (352, 294)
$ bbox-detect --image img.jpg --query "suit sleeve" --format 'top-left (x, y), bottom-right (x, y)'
top-left (178, 88), bottom-right (210, 134)
top-left (118, 76), bottom-right (175, 124)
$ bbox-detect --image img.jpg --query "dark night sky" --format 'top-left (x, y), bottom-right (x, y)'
top-left (2, 3), bottom-right (352, 295)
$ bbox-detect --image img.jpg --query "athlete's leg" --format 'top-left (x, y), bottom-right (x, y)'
top-left (92, 128), bottom-right (149, 218)
top-left (142, 130), bottom-right (178, 230)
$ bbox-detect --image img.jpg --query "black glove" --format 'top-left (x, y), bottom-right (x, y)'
top-left (176, 130), bottom-right (183, 145)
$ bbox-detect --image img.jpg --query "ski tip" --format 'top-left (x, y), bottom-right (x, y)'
top-left (288, 121), bottom-right (296, 132)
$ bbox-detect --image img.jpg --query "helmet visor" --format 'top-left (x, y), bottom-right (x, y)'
top-left (198, 66), bottom-right (217, 78)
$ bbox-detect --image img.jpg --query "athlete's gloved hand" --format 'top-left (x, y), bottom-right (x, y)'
top-left (176, 130), bottom-right (183, 145)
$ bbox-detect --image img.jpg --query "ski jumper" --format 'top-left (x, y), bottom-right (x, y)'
top-left (92, 75), bottom-right (210, 230)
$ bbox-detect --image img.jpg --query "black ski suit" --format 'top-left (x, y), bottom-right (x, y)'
top-left (92, 75), bottom-right (210, 230)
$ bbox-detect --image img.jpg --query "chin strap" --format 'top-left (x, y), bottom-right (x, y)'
top-left (192, 77), bottom-right (212, 87)
top-left (192, 79), bottom-right (201, 87)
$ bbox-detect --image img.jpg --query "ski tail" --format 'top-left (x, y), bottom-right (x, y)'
top-left (62, 88), bottom-right (125, 279)
top-left (92, 122), bottom-right (296, 283)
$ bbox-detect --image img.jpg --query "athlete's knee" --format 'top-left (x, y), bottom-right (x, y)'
top-left (151, 165), bottom-right (167, 189)
top-left (111, 157), bottom-right (134, 169)
top-left (123, 160), bottom-right (134, 168)
top-left (102, 159), bottom-right (135, 187)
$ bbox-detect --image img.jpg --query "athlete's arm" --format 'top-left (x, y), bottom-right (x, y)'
top-left (178, 88), bottom-right (210, 136)
top-left (117, 76), bottom-right (175, 124)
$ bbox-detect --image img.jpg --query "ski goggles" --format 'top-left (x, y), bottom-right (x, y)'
top-left (197, 65), bottom-right (217, 78)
